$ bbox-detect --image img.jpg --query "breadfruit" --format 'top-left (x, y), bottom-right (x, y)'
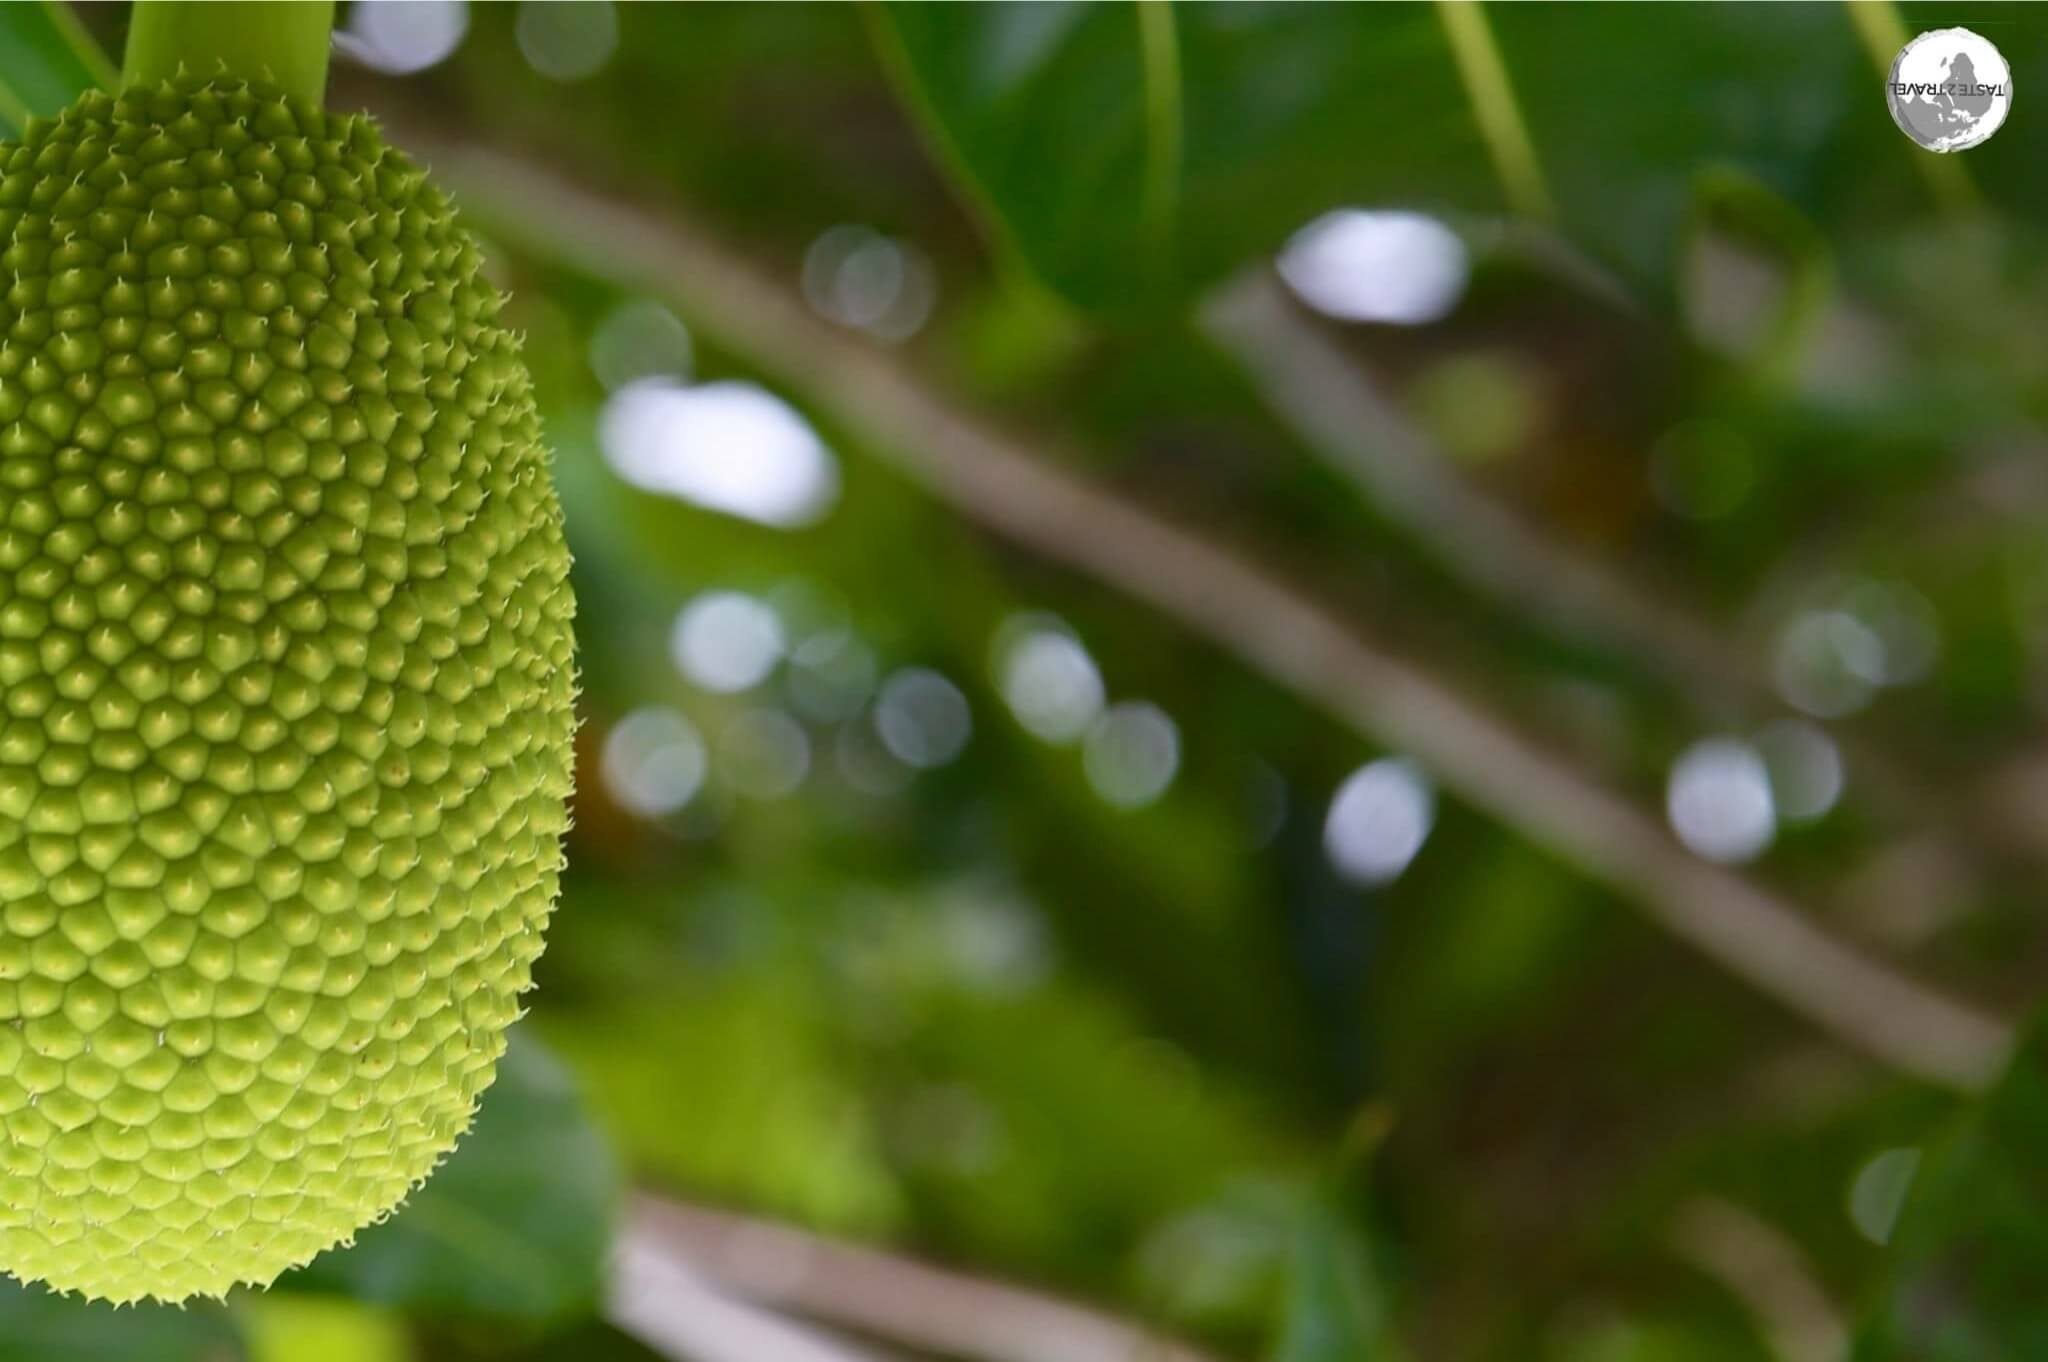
top-left (0, 74), bottom-right (577, 1301)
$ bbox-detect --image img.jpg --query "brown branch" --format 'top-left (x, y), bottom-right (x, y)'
top-left (1202, 270), bottom-right (1760, 716)
top-left (1668, 1198), bottom-right (1848, 1362)
top-left (1200, 271), bottom-right (1999, 902)
top-left (379, 118), bottom-right (2012, 1091)
top-left (611, 1225), bottom-right (903, 1362)
top-left (621, 1194), bottom-right (1236, 1362)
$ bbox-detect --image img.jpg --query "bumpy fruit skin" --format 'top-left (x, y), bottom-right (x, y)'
top-left (0, 76), bottom-right (575, 1301)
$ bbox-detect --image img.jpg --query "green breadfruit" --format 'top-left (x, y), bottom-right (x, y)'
top-left (0, 75), bottom-right (577, 1302)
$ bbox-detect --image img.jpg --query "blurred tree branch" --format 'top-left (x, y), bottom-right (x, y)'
top-left (1667, 1198), bottom-right (1847, 1362)
top-left (1203, 270), bottom-right (1764, 712)
top-left (611, 1214), bottom-right (902, 1362)
top-left (1201, 270), bottom-right (2005, 908)
top-left (619, 1194), bottom-right (1235, 1362)
top-left (381, 117), bottom-right (2010, 1091)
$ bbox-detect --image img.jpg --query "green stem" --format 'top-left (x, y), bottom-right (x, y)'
top-left (1435, 0), bottom-right (1553, 223)
top-left (121, 0), bottom-right (336, 105)
top-left (1842, 0), bottom-right (1980, 217)
top-left (1136, 0), bottom-right (1182, 276)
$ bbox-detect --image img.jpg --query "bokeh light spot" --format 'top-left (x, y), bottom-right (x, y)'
top-left (1774, 610), bottom-right (1884, 718)
top-left (719, 709), bottom-right (811, 800)
top-left (516, 0), bottom-right (619, 81)
top-left (1084, 703), bottom-right (1181, 809)
top-left (338, 0), bottom-right (469, 75)
top-left (601, 708), bottom-right (707, 818)
top-left (802, 226), bottom-right (938, 342)
top-left (600, 380), bottom-right (839, 528)
top-left (875, 668), bottom-right (973, 769)
top-left (787, 631), bottom-right (879, 724)
top-left (1278, 209), bottom-right (1468, 325)
top-left (672, 591), bottom-right (785, 693)
top-left (1756, 719), bottom-right (1843, 823)
top-left (942, 895), bottom-right (1052, 996)
top-left (1323, 758), bottom-right (1434, 885)
top-left (1667, 738), bottom-right (1775, 863)
top-left (995, 618), bottom-right (1104, 745)
top-left (588, 299), bottom-right (693, 392)
top-left (1411, 352), bottom-right (1544, 464)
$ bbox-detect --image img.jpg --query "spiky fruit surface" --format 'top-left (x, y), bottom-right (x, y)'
top-left (0, 76), bottom-right (576, 1302)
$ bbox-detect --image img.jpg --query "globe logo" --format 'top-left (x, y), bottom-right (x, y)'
top-left (1887, 27), bottom-right (2012, 152)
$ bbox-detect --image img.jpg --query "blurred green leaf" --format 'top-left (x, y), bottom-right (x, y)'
top-left (0, 2), bottom-right (112, 135)
top-left (541, 966), bottom-right (903, 1235)
top-left (421, 1319), bottom-right (671, 1362)
top-left (240, 1296), bottom-right (411, 1362)
top-left (890, 980), bottom-right (1279, 1278)
top-left (1263, 1112), bottom-right (1399, 1362)
top-left (1549, 1314), bottom-right (1778, 1362)
top-left (496, 1322), bottom-right (673, 1362)
top-left (0, 1280), bottom-right (242, 1362)
top-left (281, 1034), bottom-right (619, 1323)
top-left (1852, 1014), bottom-right (2048, 1361)
top-left (874, 3), bottom-right (1918, 313)
top-left (1271, 1197), bottom-right (1395, 1362)
top-left (874, 1), bottom-right (1486, 313)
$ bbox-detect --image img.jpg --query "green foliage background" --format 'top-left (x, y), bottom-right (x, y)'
top-left (7, 2), bottom-right (2048, 1359)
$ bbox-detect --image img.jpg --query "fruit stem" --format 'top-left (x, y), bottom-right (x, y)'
top-left (121, 0), bottom-right (336, 106)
